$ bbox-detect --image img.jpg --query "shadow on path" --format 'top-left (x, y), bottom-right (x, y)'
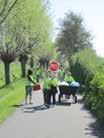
top-left (55, 101), bottom-right (71, 106)
top-left (23, 104), bottom-right (55, 113)
top-left (85, 120), bottom-right (104, 138)
top-left (23, 101), bottom-right (72, 113)
top-left (78, 98), bottom-right (104, 138)
top-left (11, 101), bottom-right (71, 113)
top-left (10, 104), bottom-right (53, 113)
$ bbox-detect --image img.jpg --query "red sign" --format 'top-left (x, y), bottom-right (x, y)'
top-left (49, 61), bottom-right (59, 71)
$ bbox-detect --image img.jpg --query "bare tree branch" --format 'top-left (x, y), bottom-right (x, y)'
top-left (0, 0), bottom-right (8, 17)
top-left (0, 0), bottom-right (18, 25)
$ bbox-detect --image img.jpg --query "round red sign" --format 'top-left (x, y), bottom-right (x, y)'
top-left (49, 61), bottom-right (59, 71)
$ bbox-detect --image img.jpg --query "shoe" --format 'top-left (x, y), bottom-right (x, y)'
top-left (29, 102), bottom-right (33, 104)
top-left (24, 102), bottom-right (28, 105)
top-left (45, 104), bottom-right (50, 108)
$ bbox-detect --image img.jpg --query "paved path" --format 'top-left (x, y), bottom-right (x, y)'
top-left (0, 91), bottom-right (104, 138)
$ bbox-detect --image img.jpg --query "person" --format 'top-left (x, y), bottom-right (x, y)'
top-left (70, 81), bottom-right (80, 87)
top-left (58, 65), bottom-right (65, 82)
top-left (42, 73), bottom-right (51, 108)
top-left (64, 72), bottom-right (75, 85)
top-left (25, 69), bottom-right (37, 104)
top-left (64, 72), bottom-right (75, 99)
top-left (49, 73), bottom-right (58, 105)
top-left (35, 65), bottom-right (42, 82)
top-left (64, 72), bottom-right (80, 87)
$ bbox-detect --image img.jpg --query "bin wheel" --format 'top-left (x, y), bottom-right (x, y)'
top-left (75, 96), bottom-right (77, 103)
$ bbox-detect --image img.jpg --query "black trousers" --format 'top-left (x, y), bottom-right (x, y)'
top-left (43, 89), bottom-right (51, 105)
top-left (49, 86), bottom-right (57, 105)
top-left (43, 87), bottom-right (57, 105)
top-left (47, 92), bottom-right (56, 105)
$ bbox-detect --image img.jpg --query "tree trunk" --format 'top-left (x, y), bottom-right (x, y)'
top-left (19, 54), bottom-right (28, 78)
top-left (21, 60), bottom-right (26, 78)
top-left (46, 60), bottom-right (49, 69)
top-left (30, 57), bottom-right (34, 68)
top-left (4, 62), bottom-right (10, 85)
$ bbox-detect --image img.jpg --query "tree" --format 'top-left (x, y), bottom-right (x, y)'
top-left (24, 34), bottom-right (40, 70)
top-left (13, 0), bottom-right (53, 76)
top-left (0, 29), bottom-right (17, 85)
top-left (70, 48), bottom-right (97, 84)
top-left (0, 0), bottom-right (18, 25)
top-left (55, 11), bottom-right (93, 64)
top-left (0, 0), bottom-right (53, 84)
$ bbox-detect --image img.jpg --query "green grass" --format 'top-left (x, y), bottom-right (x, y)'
top-left (0, 79), bottom-right (25, 123)
top-left (0, 86), bottom-right (12, 98)
top-left (0, 62), bottom-right (21, 87)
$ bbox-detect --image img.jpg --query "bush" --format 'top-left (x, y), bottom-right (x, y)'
top-left (71, 48), bottom-right (104, 121)
top-left (71, 48), bottom-right (97, 85)
top-left (84, 69), bottom-right (104, 121)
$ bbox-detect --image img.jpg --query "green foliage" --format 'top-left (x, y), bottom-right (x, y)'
top-left (91, 71), bottom-right (104, 89)
top-left (84, 86), bottom-right (104, 121)
top-left (0, 0), bottom-right (53, 85)
top-left (71, 48), bottom-right (97, 84)
top-left (0, 0), bottom-right (53, 56)
top-left (0, 0), bottom-right (18, 25)
top-left (71, 47), bottom-right (104, 121)
top-left (84, 60), bottom-right (104, 121)
top-left (0, 62), bottom-right (21, 87)
top-left (2, 0), bottom-right (53, 52)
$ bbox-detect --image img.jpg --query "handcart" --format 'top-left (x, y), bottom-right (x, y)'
top-left (58, 85), bottom-right (79, 103)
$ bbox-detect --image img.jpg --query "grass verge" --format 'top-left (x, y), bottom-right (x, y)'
top-left (0, 79), bottom-right (25, 123)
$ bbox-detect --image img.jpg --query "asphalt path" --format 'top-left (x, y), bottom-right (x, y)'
top-left (0, 90), bottom-right (104, 138)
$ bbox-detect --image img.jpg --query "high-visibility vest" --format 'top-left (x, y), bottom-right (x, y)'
top-left (64, 75), bottom-right (74, 84)
top-left (50, 78), bottom-right (58, 87)
top-left (43, 78), bottom-right (51, 90)
top-left (59, 70), bottom-right (65, 77)
top-left (26, 75), bottom-right (36, 86)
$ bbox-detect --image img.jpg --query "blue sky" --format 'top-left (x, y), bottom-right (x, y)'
top-left (51, 0), bottom-right (104, 57)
